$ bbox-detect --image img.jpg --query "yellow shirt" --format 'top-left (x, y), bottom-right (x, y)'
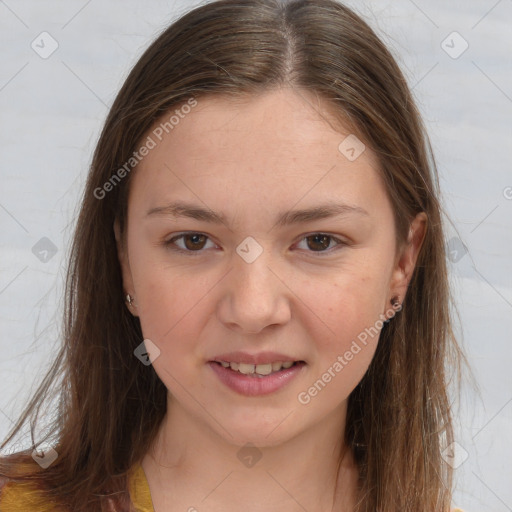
top-left (0, 463), bottom-right (466, 512)
top-left (0, 462), bottom-right (155, 511)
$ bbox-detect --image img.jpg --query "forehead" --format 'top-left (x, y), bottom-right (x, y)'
top-left (129, 88), bottom-right (388, 222)
top-left (158, 88), bottom-right (362, 159)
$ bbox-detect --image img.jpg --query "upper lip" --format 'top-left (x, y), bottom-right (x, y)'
top-left (210, 351), bottom-right (304, 365)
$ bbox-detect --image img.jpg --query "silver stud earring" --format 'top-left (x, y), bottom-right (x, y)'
top-left (126, 293), bottom-right (134, 307)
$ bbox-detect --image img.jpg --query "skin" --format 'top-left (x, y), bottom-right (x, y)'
top-left (114, 88), bottom-right (426, 511)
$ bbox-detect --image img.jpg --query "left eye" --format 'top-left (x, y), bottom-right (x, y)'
top-left (294, 233), bottom-right (345, 253)
top-left (164, 232), bottom-right (345, 255)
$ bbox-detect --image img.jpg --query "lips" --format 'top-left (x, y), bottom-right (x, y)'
top-left (207, 351), bottom-right (307, 395)
top-left (208, 360), bottom-right (306, 396)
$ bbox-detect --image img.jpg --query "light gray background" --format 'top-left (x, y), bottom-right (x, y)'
top-left (1, 1), bottom-right (511, 510)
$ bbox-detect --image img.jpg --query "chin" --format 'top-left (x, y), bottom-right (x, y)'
top-left (211, 410), bottom-right (305, 449)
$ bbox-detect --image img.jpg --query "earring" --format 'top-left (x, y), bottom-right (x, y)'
top-left (384, 295), bottom-right (402, 324)
top-left (390, 295), bottom-right (401, 308)
top-left (125, 293), bottom-right (135, 307)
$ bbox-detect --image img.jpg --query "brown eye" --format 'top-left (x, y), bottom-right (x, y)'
top-left (165, 233), bottom-right (215, 254)
top-left (183, 233), bottom-right (207, 250)
top-left (295, 233), bottom-right (346, 254)
top-left (306, 234), bottom-right (331, 251)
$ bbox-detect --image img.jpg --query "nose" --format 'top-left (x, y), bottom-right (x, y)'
top-left (216, 248), bottom-right (292, 334)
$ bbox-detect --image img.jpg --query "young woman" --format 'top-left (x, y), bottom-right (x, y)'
top-left (0, 0), bottom-right (466, 510)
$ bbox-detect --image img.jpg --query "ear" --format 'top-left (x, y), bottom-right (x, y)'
top-left (389, 212), bottom-right (427, 304)
top-left (113, 217), bottom-right (138, 316)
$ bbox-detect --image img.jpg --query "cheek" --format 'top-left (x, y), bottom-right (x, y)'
top-left (306, 264), bottom-right (389, 386)
top-left (126, 239), bottom-right (210, 346)
top-left (320, 262), bottom-right (389, 332)
top-left (133, 269), bottom-right (209, 388)
top-left (136, 271), bottom-right (208, 343)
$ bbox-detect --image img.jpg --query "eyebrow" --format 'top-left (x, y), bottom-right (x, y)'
top-left (146, 200), bottom-right (369, 228)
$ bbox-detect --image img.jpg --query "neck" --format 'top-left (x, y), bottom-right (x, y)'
top-left (142, 395), bottom-right (359, 512)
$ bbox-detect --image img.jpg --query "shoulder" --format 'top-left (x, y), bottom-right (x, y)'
top-left (128, 461), bottom-right (155, 511)
top-left (0, 477), bottom-right (65, 512)
top-left (1, 462), bottom-right (150, 512)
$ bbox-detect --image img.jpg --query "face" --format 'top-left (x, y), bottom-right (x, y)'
top-left (115, 88), bottom-right (425, 447)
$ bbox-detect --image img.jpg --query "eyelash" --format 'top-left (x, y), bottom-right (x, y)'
top-left (163, 232), bottom-right (347, 256)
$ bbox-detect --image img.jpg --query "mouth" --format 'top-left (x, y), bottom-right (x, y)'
top-left (211, 360), bottom-right (306, 378)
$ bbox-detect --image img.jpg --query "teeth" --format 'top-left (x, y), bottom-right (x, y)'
top-left (255, 363), bottom-right (273, 375)
top-left (238, 363), bottom-right (255, 375)
top-left (218, 360), bottom-right (298, 375)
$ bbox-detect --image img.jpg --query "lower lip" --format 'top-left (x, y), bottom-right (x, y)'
top-left (208, 361), bottom-right (306, 396)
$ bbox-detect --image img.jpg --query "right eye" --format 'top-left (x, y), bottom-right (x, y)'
top-left (164, 232), bottom-right (218, 255)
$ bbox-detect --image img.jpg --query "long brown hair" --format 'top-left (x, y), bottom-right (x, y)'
top-left (1, 0), bottom-right (465, 510)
